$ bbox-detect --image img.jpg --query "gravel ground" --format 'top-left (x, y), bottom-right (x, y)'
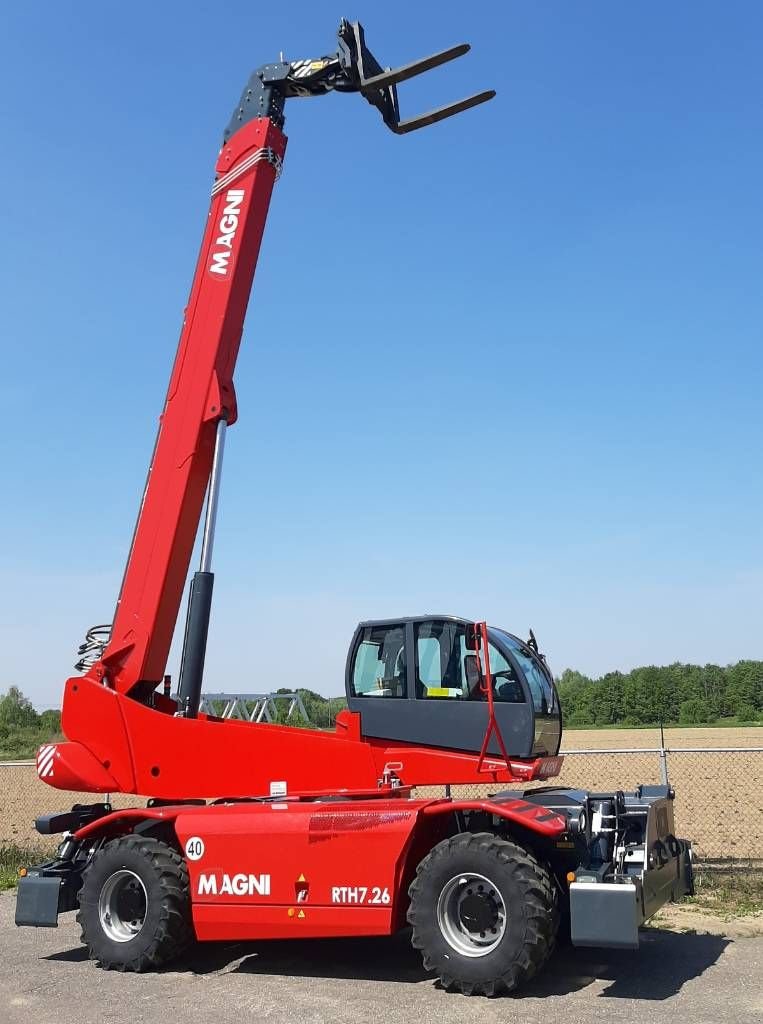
top-left (1, 892), bottom-right (761, 1024)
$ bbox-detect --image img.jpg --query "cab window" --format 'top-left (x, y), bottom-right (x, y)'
top-left (497, 631), bottom-right (556, 714)
top-left (415, 621), bottom-right (463, 698)
top-left (417, 636), bottom-right (442, 688)
top-left (414, 622), bottom-right (525, 702)
top-left (351, 624), bottom-right (406, 697)
top-left (487, 644), bottom-right (525, 703)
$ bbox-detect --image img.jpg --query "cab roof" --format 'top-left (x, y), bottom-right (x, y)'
top-left (356, 614), bottom-right (473, 628)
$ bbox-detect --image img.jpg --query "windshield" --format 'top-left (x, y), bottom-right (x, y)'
top-left (491, 629), bottom-right (557, 715)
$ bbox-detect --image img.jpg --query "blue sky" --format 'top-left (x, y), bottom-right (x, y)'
top-left (1, 2), bottom-right (761, 707)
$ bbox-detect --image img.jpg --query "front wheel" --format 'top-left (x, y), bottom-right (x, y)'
top-left (407, 832), bottom-right (558, 996)
top-left (77, 835), bottom-right (192, 971)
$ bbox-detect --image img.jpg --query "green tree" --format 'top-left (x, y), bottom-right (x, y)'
top-left (0, 687), bottom-right (38, 729)
top-left (39, 709), bottom-right (62, 736)
top-left (556, 670), bottom-right (594, 724)
top-left (556, 659), bottom-right (763, 728)
top-left (725, 662), bottom-right (763, 714)
top-left (678, 698), bottom-right (709, 725)
top-left (593, 672), bottom-right (625, 725)
top-left (735, 702), bottom-right (759, 723)
top-left (700, 664), bottom-right (726, 720)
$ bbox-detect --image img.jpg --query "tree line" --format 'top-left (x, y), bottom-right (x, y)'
top-left (557, 660), bottom-right (763, 727)
top-left (0, 687), bottom-right (62, 759)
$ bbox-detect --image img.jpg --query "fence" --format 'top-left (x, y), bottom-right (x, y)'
top-left (2, 746), bottom-right (762, 861)
top-left (444, 745), bottom-right (763, 862)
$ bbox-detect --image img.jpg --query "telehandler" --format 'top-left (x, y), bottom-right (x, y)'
top-left (16, 20), bottom-right (693, 995)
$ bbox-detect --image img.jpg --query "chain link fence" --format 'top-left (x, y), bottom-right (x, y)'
top-left (2, 747), bottom-right (762, 861)
top-left (437, 746), bottom-right (763, 862)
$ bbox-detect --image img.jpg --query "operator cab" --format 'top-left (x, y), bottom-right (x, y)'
top-left (345, 616), bottom-right (562, 759)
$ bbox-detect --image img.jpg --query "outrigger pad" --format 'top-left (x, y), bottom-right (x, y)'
top-left (336, 20), bottom-right (495, 133)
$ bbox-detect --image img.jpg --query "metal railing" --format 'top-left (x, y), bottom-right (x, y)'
top-left (197, 691), bottom-right (310, 724)
top-left (559, 744), bottom-right (763, 786)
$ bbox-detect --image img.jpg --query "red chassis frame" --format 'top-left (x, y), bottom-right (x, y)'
top-left (69, 795), bottom-right (566, 942)
top-left (47, 679), bottom-right (562, 798)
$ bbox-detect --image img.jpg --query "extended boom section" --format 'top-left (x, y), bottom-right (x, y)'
top-left (99, 118), bottom-right (286, 699)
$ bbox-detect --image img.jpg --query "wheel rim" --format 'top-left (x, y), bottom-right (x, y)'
top-left (436, 872), bottom-right (507, 957)
top-left (98, 869), bottom-right (148, 943)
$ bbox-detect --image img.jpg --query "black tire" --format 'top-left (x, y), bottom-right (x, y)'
top-left (77, 835), bottom-right (192, 971)
top-left (407, 832), bottom-right (558, 996)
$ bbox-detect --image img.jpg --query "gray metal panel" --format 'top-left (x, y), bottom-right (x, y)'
top-left (570, 882), bottom-right (641, 949)
top-left (349, 694), bottom-right (536, 757)
top-left (404, 621), bottom-right (416, 699)
top-left (15, 875), bottom-right (61, 928)
top-left (643, 859), bottom-right (680, 920)
top-left (641, 844), bottom-right (694, 919)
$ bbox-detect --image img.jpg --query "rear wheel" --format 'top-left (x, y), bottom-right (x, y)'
top-left (77, 835), bottom-right (192, 971)
top-left (407, 832), bottom-right (558, 996)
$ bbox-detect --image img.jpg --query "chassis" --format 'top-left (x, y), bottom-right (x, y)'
top-left (17, 783), bottom-right (692, 993)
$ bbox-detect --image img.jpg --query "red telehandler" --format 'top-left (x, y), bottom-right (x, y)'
top-left (16, 20), bottom-right (692, 995)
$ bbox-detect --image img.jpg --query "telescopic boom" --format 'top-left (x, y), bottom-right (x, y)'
top-left (75, 21), bottom-right (494, 709)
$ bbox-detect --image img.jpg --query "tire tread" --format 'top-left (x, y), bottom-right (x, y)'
top-left (77, 835), bottom-right (192, 972)
top-left (407, 831), bottom-right (558, 996)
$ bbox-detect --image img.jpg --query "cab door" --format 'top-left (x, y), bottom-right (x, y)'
top-left (346, 619), bottom-right (538, 758)
top-left (407, 619), bottom-right (537, 757)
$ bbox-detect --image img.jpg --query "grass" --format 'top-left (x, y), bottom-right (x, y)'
top-left (0, 843), bottom-right (50, 892)
top-left (564, 718), bottom-right (762, 730)
top-left (688, 864), bottom-right (763, 917)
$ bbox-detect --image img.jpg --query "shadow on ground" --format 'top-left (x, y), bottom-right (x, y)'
top-left (47, 927), bottom-right (728, 999)
top-left (522, 930), bottom-right (730, 999)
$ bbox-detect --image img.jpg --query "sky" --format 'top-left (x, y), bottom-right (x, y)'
top-left (1, 2), bottom-right (761, 708)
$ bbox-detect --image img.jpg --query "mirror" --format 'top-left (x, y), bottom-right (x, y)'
top-left (464, 623), bottom-right (480, 651)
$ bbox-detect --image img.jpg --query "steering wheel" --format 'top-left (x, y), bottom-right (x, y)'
top-left (491, 669), bottom-right (524, 703)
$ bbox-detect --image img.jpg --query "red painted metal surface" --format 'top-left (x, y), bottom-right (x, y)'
top-left (46, 684), bottom-right (559, 796)
top-left (93, 118), bottom-right (287, 698)
top-left (420, 797), bottom-right (567, 837)
top-left (473, 620), bottom-right (513, 773)
top-left (177, 799), bottom-right (415, 940)
top-left (71, 795), bottom-right (566, 942)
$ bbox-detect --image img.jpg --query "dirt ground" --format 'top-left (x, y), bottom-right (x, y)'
top-left (653, 902), bottom-right (763, 939)
top-left (562, 725), bottom-right (763, 749)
